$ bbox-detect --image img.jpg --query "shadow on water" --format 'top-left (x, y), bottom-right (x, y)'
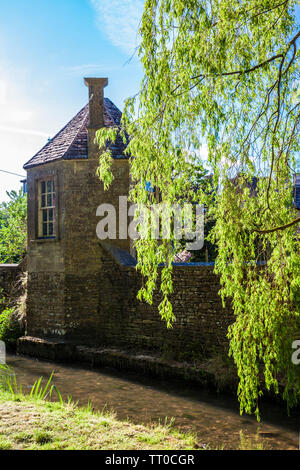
top-left (5, 353), bottom-right (300, 450)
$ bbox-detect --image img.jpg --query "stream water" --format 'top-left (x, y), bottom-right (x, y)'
top-left (5, 353), bottom-right (300, 450)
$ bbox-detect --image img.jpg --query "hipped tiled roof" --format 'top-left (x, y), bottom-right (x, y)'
top-left (24, 98), bottom-right (127, 169)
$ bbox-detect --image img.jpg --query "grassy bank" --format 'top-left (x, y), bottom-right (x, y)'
top-left (0, 373), bottom-right (200, 450)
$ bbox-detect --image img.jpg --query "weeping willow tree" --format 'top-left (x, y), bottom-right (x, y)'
top-left (96, 0), bottom-right (300, 416)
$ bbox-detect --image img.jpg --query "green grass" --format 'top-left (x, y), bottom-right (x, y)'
top-left (0, 364), bottom-right (200, 451)
top-left (0, 437), bottom-right (13, 450)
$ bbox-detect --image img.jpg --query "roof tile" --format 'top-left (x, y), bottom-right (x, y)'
top-left (24, 98), bottom-right (127, 169)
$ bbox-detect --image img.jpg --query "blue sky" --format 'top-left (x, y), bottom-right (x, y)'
top-left (0, 0), bottom-right (144, 202)
top-left (0, 2), bottom-right (299, 202)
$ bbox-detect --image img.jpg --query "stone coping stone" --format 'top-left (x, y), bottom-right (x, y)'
top-left (0, 264), bottom-right (19, 268)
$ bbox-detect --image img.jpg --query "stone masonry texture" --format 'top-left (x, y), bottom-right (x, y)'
top-left (0, 264), bottom-right (21, 311)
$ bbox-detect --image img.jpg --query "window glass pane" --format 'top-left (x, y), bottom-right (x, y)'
top-left (39, 179), bottom-right (56, 237)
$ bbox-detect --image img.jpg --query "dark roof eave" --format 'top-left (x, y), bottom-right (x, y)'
top-left (23, 156), bottom-right (64, 170)
top-left (23, 154), bottom-right (129, 170)
top-left (24, 155), bottom-right (89, 170)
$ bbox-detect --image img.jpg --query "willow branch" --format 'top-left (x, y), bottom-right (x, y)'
top-left (191, 54), bottom-right (284, 81)
top-left (253, 217), bottom-right (300, 234)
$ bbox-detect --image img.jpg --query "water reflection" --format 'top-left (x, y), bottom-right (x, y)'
top-left (6, 354), bottom-right (299, 450)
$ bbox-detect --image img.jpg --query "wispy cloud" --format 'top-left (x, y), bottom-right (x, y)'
top-left (90, 0), bottom-right (144, 55)
top-left (0, 124), bottom-right (49, 138)
top-left (62, 63), bottom-right (120, 76)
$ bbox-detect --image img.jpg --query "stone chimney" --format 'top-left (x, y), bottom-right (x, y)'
top-left (84, 77), bottom-right (108, 129)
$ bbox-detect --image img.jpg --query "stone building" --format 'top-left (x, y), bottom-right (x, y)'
top-left (23, 78), bottom-right (131, 343)
top-left (18, 77), bottom-right (235, 366)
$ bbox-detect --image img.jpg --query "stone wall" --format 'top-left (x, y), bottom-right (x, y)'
top-left (25, 241), bottom-right (234, 359)
top-left (0, 264), bottom-right (20, 296)
top-left (25, 160), bottom-right (66, 336)
top-left (26, 271), bottom-right (65, 337)
top-left (95, 245), bottom-right (234, 359)
top-left (0, 264), bottom-right (22, 312)
top-left (25, 153), bottom-right (130, 340)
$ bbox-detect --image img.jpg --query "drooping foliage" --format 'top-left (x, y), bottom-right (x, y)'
top-left (0, 190), bottom-right (27, 264)
top-left (96, 0), bottom-right (300, 416)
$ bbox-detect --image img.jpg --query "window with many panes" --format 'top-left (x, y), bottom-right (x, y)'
top-left (38, 179), bottom-right (56, 238)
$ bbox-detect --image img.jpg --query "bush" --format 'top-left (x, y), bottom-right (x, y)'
top-left (0, 189), bottom-right (27, 264)
top-left (0, 307), bottom-right (21, 347)
top-left (0, 273), bottom-right (27, 348)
